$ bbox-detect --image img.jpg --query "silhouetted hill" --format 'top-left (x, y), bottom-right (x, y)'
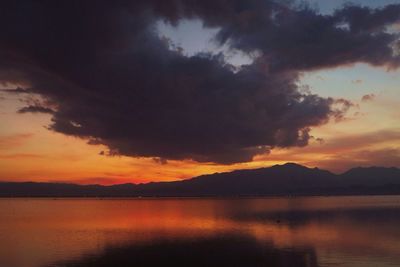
top-left (341, 166), bottom-right (400, 186)
top-left (1, 163), bottom-right (400, 197)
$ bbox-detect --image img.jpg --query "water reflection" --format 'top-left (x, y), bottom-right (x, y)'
top-left (0, 196), bottom-right (400, 267)
top-left (48, 235), bottom-right (318, 267)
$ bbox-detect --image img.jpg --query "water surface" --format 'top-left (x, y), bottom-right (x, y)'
top-left (1, 196), bottom-right (400, 267)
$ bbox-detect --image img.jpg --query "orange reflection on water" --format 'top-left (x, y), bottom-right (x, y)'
top-left (1, 196), bottom-right (400, 267)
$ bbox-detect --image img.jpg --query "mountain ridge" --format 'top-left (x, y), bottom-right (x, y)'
top-left (1, 163), bottom-right (400, 197)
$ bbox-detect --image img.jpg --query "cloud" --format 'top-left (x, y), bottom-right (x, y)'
top-left (0, 153), bottom-right (44, 160)
top-left (352, 79), bottom-right (363, 84)
top-left (314, 137), bottom-right (324, 144)
top-left (213, 2), bottom-right (400, 71)
top-left (306, 129), bottom-right (400, 152)
top-left (0, 1), bottom-right (399, 164)
top-left (18, 105), bottom-right (54, 114)
top-left (0, 87), bottom-right (30, 94)
top-left (330, 98), bottom-right (355, 122)
top-left (153, 158), bottom-right (168, 165)
top-left (256, 148), bottom-right (400, 174)
top-left (361, 93), bottom-right (376, 102)
top-left (307, 148), bottom-right (400, 173)
top-left (0, 133), bottom-right (34, 149)
top-left (255, 129), bottom-right (400, 172)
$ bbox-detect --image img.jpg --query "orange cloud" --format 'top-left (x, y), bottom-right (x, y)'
top-left (306, 148), bottom-right (400, 173)
top-left (0, 133), bottom-right (33, 149)
top-left (254, 129), bottom-right (400, 173)
top-left (0, 153), bottom-right (44, 159)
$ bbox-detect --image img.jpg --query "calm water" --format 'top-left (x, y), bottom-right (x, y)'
top-left (1, 196), bottom-right (400, 267)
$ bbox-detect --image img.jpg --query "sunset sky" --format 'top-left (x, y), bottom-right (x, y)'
top-left (1, 0), bottom-right (400, 184)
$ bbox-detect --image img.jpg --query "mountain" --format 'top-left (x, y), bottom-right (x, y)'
top-left (1, 163), bottom-right (400, 197)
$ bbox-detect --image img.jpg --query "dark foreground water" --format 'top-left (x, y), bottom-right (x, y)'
top-left (1, 196), bottom-right (400, 267)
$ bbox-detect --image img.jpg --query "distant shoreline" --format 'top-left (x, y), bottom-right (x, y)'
top-left (1, 194), bottom-right (400, 199)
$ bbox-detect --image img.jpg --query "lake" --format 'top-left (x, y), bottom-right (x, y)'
top-left (1, 196), bottom-right (400, 267)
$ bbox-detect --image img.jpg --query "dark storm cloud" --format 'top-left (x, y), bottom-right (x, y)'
top-left (0, 0), bottom-right (399, 164)
top-left (212, 2), bottom-right (400, 71)
top-left (17, 105), bottom-right (54, 114)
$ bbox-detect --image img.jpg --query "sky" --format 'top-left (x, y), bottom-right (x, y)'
top-left (0, 0), bottom-right (400, 184)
